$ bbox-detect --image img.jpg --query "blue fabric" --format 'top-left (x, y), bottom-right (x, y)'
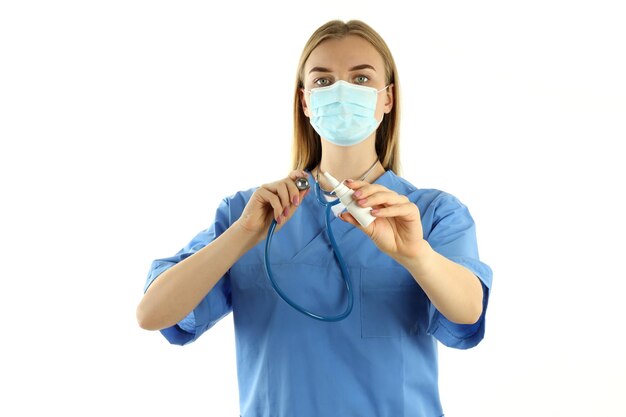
top-left (144, 170), bottom-right (493, 417)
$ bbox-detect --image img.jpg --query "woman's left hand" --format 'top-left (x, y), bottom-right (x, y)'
top-left (339, 180), bottom-right (426, 261)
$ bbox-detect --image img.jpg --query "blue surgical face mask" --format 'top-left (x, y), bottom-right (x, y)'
top-left (305, 80), bottom-right (389, 147)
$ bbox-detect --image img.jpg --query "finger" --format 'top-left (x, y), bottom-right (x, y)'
top-left (289, 170), bottom-right (309, 206)
top-left (344, 181), bottom-right (390, 199)
top-left (284, 177), bottom-right (302, 207)
top-left (260, 181), bottom-right (290, 211)
top-left (263, 172), bottom-right (307, 209)
top-left (343, 178), bottom-right (368, 187)
top-left (370, 202), bottom-right (419, 219)
top-left (339, 211), bottom-right (375, 234)
top-left (274, 183), bottom-right (311, 225)
top-left (355, 190), bottom-right (409, 208)
top-left (339, 211), bottom-right (361, 229)
top-left (274, 182), bottom-right (291, 216)
top-left (256, 188), bottom-right (285, 223)
top-left (288, 169), bottom-right (309, 180)
top-left (298, 187), bottom-right (310, 204)
top-left (286, 185), bottom-right (311, 219)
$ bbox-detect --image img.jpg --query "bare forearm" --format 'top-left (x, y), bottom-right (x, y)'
top-left (397, 240), bottom-right (483, 325)
top-left (136, 221), bottom-right (260, 331)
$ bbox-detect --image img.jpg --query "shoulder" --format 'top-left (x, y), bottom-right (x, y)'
top-left (209, 186), bottom-right (258, 226)
top-left (383, 171), bottom-right (465, 211)
top-left (222, 186), bottom-right (257, 208)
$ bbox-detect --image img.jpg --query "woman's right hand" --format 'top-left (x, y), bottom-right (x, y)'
top-left (235, 170), bottom-right (311, 242)
top-left (137, 172), bottom-right (310, 331)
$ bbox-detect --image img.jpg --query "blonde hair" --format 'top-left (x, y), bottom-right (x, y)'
top-left (292, 20), bottom-right (401, 174)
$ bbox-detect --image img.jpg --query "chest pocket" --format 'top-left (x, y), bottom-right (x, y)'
top-left (230, 262), bottom-right (352, 316)
top-left (360, 266), bottom-right (429, 338)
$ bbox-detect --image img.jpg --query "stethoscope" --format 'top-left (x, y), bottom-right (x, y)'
top-left (263, 174), bottom-right (354, 322)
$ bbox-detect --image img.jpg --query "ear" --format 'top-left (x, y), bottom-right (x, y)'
top-left (383, 84), bottom-right (394, 114)
top-left (300, 88), bottom-right (311, 118)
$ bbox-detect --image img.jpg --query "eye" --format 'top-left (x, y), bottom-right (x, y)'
top-left (354, 75), bottom-right (369, 84)
top-left (314, 78), bottom-right (332, 87)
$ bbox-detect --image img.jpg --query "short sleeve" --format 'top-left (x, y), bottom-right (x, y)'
top-left (422, 193), bottom-right (493, 349)
top-left (143, 198), bottom-right (233, 346)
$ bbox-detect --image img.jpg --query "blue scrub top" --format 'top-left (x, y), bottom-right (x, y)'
top-left (144, 170), bottom-right (493, 417)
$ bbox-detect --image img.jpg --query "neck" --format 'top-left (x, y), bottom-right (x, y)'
top-left (314, 137), bottom-right (385, 191)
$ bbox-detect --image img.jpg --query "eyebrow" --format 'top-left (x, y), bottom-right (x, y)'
top-left (308, 64), bottom-right (376, 74)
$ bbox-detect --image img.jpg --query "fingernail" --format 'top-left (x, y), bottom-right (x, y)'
top-left (354, 190), bottom-right (362, 198)
top-left (345, 179), bottom-right (354, 183)
top-left (358, 199), bottom-right (367, 206)
top-left (293, 196), bottom-right (299, 206)
top-left (283, 207), bottom-right (289, 217)
top-left (276, 215), bottom-right (282, 224)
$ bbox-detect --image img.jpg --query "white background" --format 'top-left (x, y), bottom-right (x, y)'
top-left (1, 1), bottom-right (624, 416)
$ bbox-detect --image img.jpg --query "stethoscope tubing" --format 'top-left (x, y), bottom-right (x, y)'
top-left (263, 180), bottom-right (354, 321)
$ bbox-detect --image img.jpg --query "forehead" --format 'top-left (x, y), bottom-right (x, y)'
top-left (304, 35), bottom-right (384, 72)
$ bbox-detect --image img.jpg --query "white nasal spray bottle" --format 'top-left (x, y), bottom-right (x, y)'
top-left (323, 172), bottom-right (376, 228)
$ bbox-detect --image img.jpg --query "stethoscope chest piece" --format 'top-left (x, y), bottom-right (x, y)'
top-left (295, 177), bottom-right (310, 191)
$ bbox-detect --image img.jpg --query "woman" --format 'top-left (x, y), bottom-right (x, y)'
top-left (137, 19), bottom-right (492, 417)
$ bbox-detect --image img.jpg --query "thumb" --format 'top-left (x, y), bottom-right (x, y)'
top-left (339, 211), bottom-right (362, 229)
top-left (340, 211), bottom-right (377, 237)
